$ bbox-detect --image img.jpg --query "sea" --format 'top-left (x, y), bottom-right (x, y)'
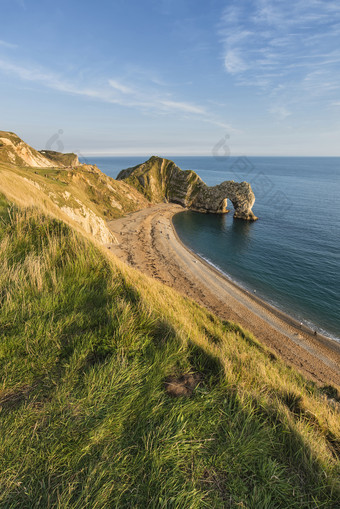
top-left (81, 155), bottom-right (340, 341)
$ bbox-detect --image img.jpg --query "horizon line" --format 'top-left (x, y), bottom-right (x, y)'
top-left (78, 153), bottom-right (340, 158)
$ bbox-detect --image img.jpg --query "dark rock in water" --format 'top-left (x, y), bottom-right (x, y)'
top-left (117, 155), bottom-right (257, 220)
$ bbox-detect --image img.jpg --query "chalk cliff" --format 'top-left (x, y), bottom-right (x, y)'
top-left (117, 156), bottom-right (257, 220)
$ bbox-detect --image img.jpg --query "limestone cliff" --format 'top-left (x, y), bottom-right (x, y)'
top-left (117, 156), bottom-right (258, 220)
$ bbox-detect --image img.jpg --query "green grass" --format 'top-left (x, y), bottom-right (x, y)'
top-left (0, 196), bottom-right (339, 508)
top-left (0, 160), bottom-right (148, 223)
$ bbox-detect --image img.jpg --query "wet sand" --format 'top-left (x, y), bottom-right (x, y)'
top-left (108, 203), bottom-right (340, 387)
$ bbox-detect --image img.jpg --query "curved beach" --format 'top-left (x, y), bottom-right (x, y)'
top-left (108, 203), bottom-right (340, 387)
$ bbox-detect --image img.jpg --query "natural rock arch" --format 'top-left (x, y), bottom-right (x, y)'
top-left (117, 156), bottom-right (258, 221)
top-left (191, 180), bottom-right (257, 220)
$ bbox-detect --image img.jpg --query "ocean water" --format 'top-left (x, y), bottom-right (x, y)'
top-left (82, 156), bottom-right (340, 341)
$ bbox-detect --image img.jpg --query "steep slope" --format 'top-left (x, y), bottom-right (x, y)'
top-left (0, 196), bottom-right (338, 507)
top-left (0, 131), bottom-right (80, 168)
top-left (39, 149), bottom-right (80, 167)
top-left (118, 155), bottom-right (258, 220)
top-left (0, 134), bottom-right (339, 505)
top-left (0, 132), bottom-right (149, 244)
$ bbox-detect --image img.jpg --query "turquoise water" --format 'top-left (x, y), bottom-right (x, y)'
top-left (83, 156), bottom-right (340, 341)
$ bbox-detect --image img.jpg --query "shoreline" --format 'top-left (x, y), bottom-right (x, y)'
top-left (108, 203), bottom-right (340, 387)
top-left (184, 249), bottom-right (339, 345)
top-left (171, 213), bottom-right (340, 357)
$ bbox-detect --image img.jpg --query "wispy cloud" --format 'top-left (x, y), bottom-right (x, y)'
top-left (110, 77), bottom-right (229, 122)
top-left (0, 40), bottom-right (17, 49)
top-left (224, 50), bottom-right (248, 75)
top-left (219, 0), bottom-right (340, 116)
top-left (108, 79), bottom-right (135, 94)
top-left (268, 105), bottom-right (292, 120)
top-left (156, 100), bottom-right (206, 115)
top-left (0, 59), bottom-right (105, 99)
top-left (108, 79), bottom-right (206, 113)
top-left (0, 58), bottom-right (232, 129)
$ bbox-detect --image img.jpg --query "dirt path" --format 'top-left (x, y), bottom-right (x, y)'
top-left (108, 203), bottom-right (340, 387)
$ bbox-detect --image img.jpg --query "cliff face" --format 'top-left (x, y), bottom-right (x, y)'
top-left (0, 131), bottom-right (80, 168)
top-left (117, 156), bottom-right (258, 220)
top-left (0, 131), bottom-right (56, 168)
top-left (0, 131), bottom-right (149, 244)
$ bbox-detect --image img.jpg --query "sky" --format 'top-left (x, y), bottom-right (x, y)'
top-left (0, 0), bottom-right (340, 156)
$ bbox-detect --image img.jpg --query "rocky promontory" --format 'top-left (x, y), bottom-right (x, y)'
top-left (117, 156), bottom-right (258, 220)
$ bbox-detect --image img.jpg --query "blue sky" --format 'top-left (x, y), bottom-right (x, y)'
top-left (1, 0), bottom-right (339, 156)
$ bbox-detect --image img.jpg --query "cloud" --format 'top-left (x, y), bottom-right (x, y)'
top-left (0, 59), bottom-right (232, 129)
top-left (0, 59), bottom-right (105, 100)
top-left (303, 70), bottom-right (339, 94)
top-left (108, 77), bottom-right (208, 115)
top-left (269, 105), bottom-right (292, 120)
top-left (108, 79), bottom-right (135, 94)
top-left (158, 100), bottom-right (206, 115)
top-left (0, 40), bottom-right (17, 49)
top-left (108, 78), bottom-right (233, 127)
top-left (219, 0), bottom-right (340, 112)
top-left (224, 50), bottom-right (248, 74)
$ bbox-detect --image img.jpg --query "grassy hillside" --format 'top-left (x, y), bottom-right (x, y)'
top-left (39, 150), bottom-right (79, 167)
top-left (0, 132), bottom-right (76, 168)
top-left (0, 159), bottom-right (148, 244)
top-left (0, 194), bottom-right (339, 508)
top-left (0, 131), bottom-right (55, 168)
top-left (0, 130), bottom-right (150, 245)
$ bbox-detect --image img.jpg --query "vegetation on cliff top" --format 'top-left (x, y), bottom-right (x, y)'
top-left (0, 139), bottom-right (149, 244)
top-left (0, 194), bottom-right (339, 508)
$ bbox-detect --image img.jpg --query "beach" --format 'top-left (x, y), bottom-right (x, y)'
top-left (108, 203), bottom-right (340, 387)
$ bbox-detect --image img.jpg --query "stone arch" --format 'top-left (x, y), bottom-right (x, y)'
top-left (192, 181), bottom-right (258, 220)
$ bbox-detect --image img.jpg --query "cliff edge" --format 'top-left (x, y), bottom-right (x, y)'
top-left (0, 131), bottom-right (79, 168)
top-left (117, 156), bottom-right (257, 220)
top-left (0, 131), bottom-right (149, 244)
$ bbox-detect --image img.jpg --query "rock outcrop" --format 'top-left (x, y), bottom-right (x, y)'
top-left (117, 156), bottom-right (257, 220)
top-left (60, 199), bottom-right (118, 245)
